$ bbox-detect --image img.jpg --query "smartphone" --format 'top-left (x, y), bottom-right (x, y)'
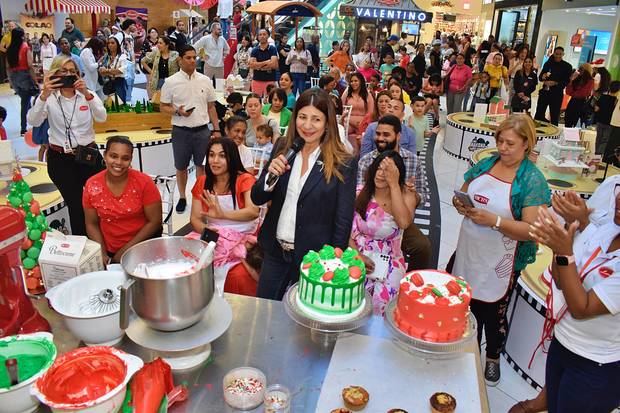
top-left (453, 190), bottom-right (474, 208)
top-left (201, 227), bottom-right (219, 244)
top-left (50, 75), bottom-right (77, 88)
top-left (185, 106), bottom-right (196, 113)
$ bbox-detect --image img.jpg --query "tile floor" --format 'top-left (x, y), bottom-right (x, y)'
top-left (1, 80), bottom-right (544, 411)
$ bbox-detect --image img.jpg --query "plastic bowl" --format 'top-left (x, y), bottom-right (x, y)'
top-left (223, 367), bottom-right (266, 410)
top-left (45, 270), bottom-right (127, 346)
top-left (31, 346), bottom-right (143, 413)
top-left (0, 332), bottom-right (57, 413)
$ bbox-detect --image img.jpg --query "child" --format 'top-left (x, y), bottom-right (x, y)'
top-left (379, 54), bottom-right (396, 84)
top-left (368, 73), bottom-right (383, 95)
top-left (469, 71), bottom-right (492, 110)
top-left (263, 84), bottom-right (276, 104)
top-left (408, 96), bottom-right (440, 156)
top-left (254, 124), bottom-right (274, 174)
top-left (0, 106), bottom-right (7, 141)
top-left (226, 93), bottom-right (248, 119)
top-left (422, 73), bottom-right (443, 125)
top-left (398, 46), bottom-right (410, 69)
top-left (594, 80), bottom-right (620, 155)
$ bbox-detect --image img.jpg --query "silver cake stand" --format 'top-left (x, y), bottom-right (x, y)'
top-left (383, 297), bottom-right (478, 359)
top-left (283, 282), bottom-right (373, 346)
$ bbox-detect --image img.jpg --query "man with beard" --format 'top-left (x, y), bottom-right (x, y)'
top-left (360, 99), bottom-right (416, 156)
top-left (357, 114), bottom-right (432, 271)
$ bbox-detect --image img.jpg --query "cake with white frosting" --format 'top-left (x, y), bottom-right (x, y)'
top-left (297, 245), bottom-right (366, 320)
top-left (393, 270), bottom-right (472, 343)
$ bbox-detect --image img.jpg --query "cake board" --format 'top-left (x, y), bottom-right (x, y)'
top-left (283, 283), bottom-right (373, 346)
top-left (315, 333), bottom-right (483, 412)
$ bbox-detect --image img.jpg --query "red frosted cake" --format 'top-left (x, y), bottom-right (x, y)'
top-left (393, 270), bottom-right (472, 343)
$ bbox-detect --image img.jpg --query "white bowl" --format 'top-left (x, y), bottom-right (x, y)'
top-left (31, 346), bottom-right (143, 413)
top-left (223, 367), bottom-right (266, 410)
top-left (46, 271), bottom-right (127, 346)
top-left (0, 332), bottom-right (57, 413)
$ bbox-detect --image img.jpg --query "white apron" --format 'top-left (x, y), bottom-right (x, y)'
top-left (452, 173), bottom-right (517, 302)
top-left (207, 194), bottom-right (257, 295)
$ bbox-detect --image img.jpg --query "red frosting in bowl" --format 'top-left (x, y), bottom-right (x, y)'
top-left (37, 347), bottom-right (126, 406)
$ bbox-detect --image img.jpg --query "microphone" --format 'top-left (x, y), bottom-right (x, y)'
top-left (266, 136), bottom-right (305, 187)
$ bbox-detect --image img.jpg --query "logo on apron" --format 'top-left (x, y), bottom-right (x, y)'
top-left (495, 253), bottom-right (514, 279)
top-left (474, 194), bottom-right (489, 205)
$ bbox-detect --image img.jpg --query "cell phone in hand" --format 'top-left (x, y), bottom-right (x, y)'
top-left (185, 106), bottom-right (196, 113)
top-left (453, 190), bottom-right (474, 208)
top-left (50, 75), bottom-right (77, 88)
top-left (201, 227), bottom-right (220, 244)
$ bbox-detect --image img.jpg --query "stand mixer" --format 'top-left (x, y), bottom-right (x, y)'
top-left (0, 206), bottom-right (50, 337)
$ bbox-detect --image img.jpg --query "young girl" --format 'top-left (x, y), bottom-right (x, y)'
top-left (254, 124), bottom-right (274, 173)
top-left (422, 73), bottom-right (443, 123)
top-left (469, 71), bottom-right (492, 110)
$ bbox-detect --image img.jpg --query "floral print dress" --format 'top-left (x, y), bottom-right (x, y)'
top-left (352, 199), bottom-right (406, 315)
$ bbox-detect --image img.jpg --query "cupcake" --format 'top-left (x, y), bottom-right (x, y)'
top-left (430, 392), bottom-right (457, 413)
top-left (342, 386), bottom-right (369, 411)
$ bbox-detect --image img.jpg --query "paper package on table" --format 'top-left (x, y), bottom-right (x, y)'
top-left (488, 96), bottom-right (510, 115)
top-left (39, 230), bottom-right (104, 289)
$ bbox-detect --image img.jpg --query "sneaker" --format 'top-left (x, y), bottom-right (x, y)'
top-left (175, 198), bottom-right (187, 213)
top-left (484, 359), bottom-right (500, 386)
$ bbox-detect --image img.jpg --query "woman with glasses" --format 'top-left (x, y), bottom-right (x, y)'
top-left (27, 56), bottom-right (106, 236)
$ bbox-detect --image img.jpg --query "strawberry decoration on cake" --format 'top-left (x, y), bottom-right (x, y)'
top-left (393, 270), bottom-right (472, 343)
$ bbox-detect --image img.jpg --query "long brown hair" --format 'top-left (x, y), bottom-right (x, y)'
top-left (355, 150), bottom-right (406, 219)
top-left (277, 89), bottom-right (351, 183)
top-left (372, 90), bottom-right (392, 122)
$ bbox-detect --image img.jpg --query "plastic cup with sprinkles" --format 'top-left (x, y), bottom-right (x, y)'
top-left (264, 384), bottom-right (290, 412)
top-left (223, 367), bottom-right (266, 410)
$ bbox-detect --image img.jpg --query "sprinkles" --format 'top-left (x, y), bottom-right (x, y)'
top-left (225, 377), bottom-right (264, 395)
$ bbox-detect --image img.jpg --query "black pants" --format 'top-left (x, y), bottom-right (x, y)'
top-left (564, 97), bottom-right (587, 128)
top-left (401, 223), bottom-right (431, 271)
top-left (470, 270), bottom-right (518, 359)
top-left (47, 149), bottom-right (103, 236)
top-left (257, 245), bottom-right (299, 300)
top-left (18, 91), bottom-right (31, 133)
top-left (534, 90), bottom-right (563, 126)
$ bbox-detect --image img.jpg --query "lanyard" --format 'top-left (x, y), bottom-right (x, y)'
top-left (56, 93), bottom-right (78, 152)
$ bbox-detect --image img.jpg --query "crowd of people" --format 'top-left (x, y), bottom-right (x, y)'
top-left (1, 13), bottom-right (620, 413)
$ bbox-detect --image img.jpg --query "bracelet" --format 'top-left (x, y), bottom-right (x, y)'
top-left (492, 215), bottom-right (502, 231)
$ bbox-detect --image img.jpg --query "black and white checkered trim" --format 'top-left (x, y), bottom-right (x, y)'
top-left (502, 351), bottom-right (544, 391)
top-left (42, 201), bottom-right (67, 216)
top-left (515, 281), bottom-right (547, 317)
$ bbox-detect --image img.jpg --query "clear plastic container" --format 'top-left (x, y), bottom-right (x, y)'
top-left (264, 384), bottom-right (290, 413)
top-left (222, 367), bottom-right (266, 410)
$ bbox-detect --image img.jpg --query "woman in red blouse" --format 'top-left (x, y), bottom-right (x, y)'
top-left (83, 136), bottom-right (162, 263)
top-left (565, 64), bottom-right (595, 128)
top-left (190, 137), bottom-right (260, 296)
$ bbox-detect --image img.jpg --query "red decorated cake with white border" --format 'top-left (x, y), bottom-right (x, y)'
top-left (394, 270), bottom-right (472, 343)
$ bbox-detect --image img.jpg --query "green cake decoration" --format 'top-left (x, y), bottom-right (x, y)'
top-left (318, 245), bottom-right (336, 260)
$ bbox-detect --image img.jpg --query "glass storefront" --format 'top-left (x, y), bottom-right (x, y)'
top-left (495, 4), bottom-right (538, 47)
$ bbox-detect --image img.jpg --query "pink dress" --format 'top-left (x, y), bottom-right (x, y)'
top-left (352, 199), bottom-right (406, 315)
top-left (342, 91), bottom-right (374, 147)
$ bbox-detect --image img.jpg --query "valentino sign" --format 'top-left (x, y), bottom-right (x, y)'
top-left (339, 0), bottom-right (433, 22)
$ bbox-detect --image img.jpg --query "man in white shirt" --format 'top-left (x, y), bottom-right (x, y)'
top-left (194, 23), bottom-right (230, 87)
top-left (217, 0), bottom-right (233, 39)
top-left (114, 19), bottom-right (136, 103)
top-left (160, 45), bottom-right (222, 213)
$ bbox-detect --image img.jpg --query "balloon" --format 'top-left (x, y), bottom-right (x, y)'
top-left (8, 196), bottom-right (21, 207)
top-left (21, 238), bottom-right (32, 250)
top-left (31, 266), bottom-right (42, 279)
top-left (24, 129), bottom-right (37, 148)
top-left (29, 229), bottom-right (42, 241)
top-left (27, 247), bottom-right (40, 260)
top-left (41, 232), bottom-right (47, 240)
top-left (25, 221), bottom-right (32, 230)
top-left (22, 257), bottom-right (36, 270)
top-left (20, 250), bottom-right (26, 260)
top-left (31, 200), bottom-right (41, 215)
top-left (22, 192), bottom-right (33, 203)
top-left (36, 215), bottom-right (46, 226)
top-left (34, 240), bottom-right (43, 250)
top-left (12, 173), bottom-right (22, 182)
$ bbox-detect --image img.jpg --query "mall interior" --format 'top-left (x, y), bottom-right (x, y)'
top-left (0, 0), bottom-right (620, 412)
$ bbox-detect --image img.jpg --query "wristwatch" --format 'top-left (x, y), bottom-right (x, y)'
top-left (555, 254), bottom-right (575, 266)
top-left (491, 215), bottom-right (502, 231)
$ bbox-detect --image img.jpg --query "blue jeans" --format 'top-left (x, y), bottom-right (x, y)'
top-left (291, 72), bottom-right (306, 96)
top-left (220, 18), bottom-right (229, 39)
top-left (256, 246), bottom-right (299, 300)
top-left (125, 61), bottom-right (135, 103)
top-left (546, 337), bottom-right (620, 413)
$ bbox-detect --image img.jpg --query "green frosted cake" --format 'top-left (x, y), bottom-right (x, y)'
top-left (297, 245), bottom-right (366, 319)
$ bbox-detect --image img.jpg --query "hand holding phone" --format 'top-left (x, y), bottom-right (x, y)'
top-left (453, 190), bottom-right (474, 208)
top-left (50, 75), bottom-right (77, 88)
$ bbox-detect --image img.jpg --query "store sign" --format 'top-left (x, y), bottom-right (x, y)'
top-left (19, 15), bottom-right (55, 38)
top-left (339, 5), bottom-right (432, 22)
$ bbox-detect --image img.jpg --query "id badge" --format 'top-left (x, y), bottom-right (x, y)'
top-left (63, 139), bottom-right (73, 153)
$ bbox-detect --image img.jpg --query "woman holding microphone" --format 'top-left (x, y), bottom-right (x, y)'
top-left (251, 89), bottom-right (357, 300)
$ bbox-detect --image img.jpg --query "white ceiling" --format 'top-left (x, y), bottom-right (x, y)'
top-left (563, 5), bottom-right (618, 17)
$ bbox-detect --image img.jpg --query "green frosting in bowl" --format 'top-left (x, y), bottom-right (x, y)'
top-left (0, 336), bottom-right (56, 389)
